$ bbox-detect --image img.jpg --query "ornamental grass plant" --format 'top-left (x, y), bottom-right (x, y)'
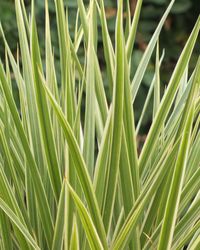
top-left (0, 0), bottom-right (199, 249)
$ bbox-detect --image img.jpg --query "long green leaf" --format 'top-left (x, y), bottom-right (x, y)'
top-left (83, 1), bottom-right (96, 177)
top-left (157, 103), bottom-right (195, 250)
top-left (102, 0), bottom-right (124, 233)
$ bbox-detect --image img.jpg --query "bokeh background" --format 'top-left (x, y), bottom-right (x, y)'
top-left (0, 0), bottom-right (199, 133)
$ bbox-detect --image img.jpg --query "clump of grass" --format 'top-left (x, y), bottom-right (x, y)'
top-left (0, 0), bottom-right (199, 249)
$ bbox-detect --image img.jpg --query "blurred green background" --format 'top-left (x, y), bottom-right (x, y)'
top-left (0, 0), bottom-right (199, 132)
